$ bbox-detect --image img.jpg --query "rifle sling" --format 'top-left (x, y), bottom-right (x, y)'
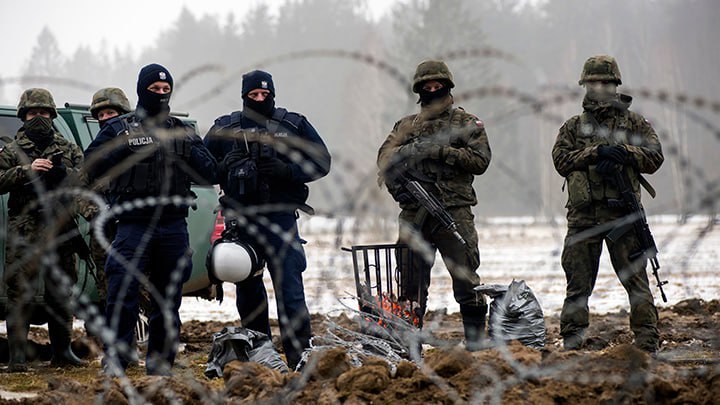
top-left (639, 174), bottom-right (656, 198)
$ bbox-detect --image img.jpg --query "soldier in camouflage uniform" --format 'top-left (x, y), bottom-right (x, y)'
top-left (552, 55), bottom-right (664, 353)
top-left (0, 88), bottom-right (86, 371)
top-left (377, 60), bottom-right (492, 350)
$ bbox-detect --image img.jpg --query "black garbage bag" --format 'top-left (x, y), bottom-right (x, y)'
top-left (205, 326), bottom-right (288, 378)
top-left (475, 280), bottom-right (546, 349)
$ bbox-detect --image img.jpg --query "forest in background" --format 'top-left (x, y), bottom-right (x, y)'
top-left (1, 0), bottom-right (718, 218)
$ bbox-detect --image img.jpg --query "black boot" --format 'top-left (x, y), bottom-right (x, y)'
top-left (460, 304), bottom-right (487, 352)
top-left (48, 317), bottom-right (86, 367)
top-left (7, 315), bottom-right (29, 372)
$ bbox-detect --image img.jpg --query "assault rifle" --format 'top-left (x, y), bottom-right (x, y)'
top-left (393, 171), bottom-right (467, 246)
top-left (606, 169), bottom-right (668, 302)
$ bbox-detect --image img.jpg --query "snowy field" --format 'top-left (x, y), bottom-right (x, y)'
top-left (179, 215), bottom-right (720, 323)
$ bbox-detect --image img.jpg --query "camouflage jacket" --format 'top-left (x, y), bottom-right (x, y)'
top-left (0, 130), bottom-right (84, 222)
top-left (377, 96), bottom-right (491, 209)
top-left (552, 95), bottom-right (664, 227)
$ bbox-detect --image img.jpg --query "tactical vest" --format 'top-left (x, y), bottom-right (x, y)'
top-left (220, 108), bottom-right (305, 205)
top-left (6, 135), bottom-right (71, 217)
top-left (409, 108), bottom-right (469, 181)
top-left (108, 115), bottom-right (191, 198)
top-left (571, 111), bottom-right (649, 205)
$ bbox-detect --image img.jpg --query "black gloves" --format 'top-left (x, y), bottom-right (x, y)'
top-left (393, 191), bottom-right (414, 204)
top-left (597, 145), bottom-right (628, 164)
top-left (595, 159), bottom-right (621, 176)
top-left (43, 154), bottom-right (67, 186)
top-left (258, 157), bottom-right (292, 181)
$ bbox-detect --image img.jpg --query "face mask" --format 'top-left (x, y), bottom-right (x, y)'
top-left (418, 86), bottom-right (451, 105)
top-left (585, 82), bottom-right (618, 103)
top-left (244, 95), bottom-right (275, 117)
top-left (24, 115), bottom-right (54, 135)
top-left (137, 89), bottom-right (171, 117)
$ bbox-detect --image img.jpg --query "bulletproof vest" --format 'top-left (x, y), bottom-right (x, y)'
top-left (221, 108), bottom-right (301, 205)
top-left (576, 111), bottom-right (642, 202)
top-left (412, 108), bottom-right (473, 182)
top-left (109, 115), bottom-right (191, 198)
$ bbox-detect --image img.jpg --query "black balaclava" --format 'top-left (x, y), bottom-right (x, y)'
top-left (243, 95), bottom-right (275, 118)
top-left (241, 70), bottom-right (276, 118)
top-left (136, 63), bottom-right (173, 118)
top-left (418, 80), bottom-right (452, 105)
top-left (23, 113), bottom-right (54, 150)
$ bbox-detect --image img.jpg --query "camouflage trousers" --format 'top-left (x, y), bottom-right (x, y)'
top-left (397, 206), bottom-right (483, 318)
top-left (560, 226), bottom-right (659, 350)
top-left (88, 219), bottom-right (117, 305)
top-left (4, 216), bottom-right (78, 328)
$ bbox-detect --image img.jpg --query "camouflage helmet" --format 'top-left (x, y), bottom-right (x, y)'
top-left (90, 87), bottom-right (131, 119)
top-left (17, 88), bottom-right (57, 120)
top-left (412, 60), bottom-right (455, 93)
top-left (578, 55), bottom-right (622, 86)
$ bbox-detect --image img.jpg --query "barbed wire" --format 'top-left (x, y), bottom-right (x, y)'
top-left (1, 55), bottom-right (719, 403)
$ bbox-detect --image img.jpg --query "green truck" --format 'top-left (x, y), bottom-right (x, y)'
top-left (0, 103), bottom-right (223, 324)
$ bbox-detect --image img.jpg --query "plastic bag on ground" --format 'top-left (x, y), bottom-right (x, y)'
top-left (476, 280), bottom-right (546, 349)
top-left (205, 326), bottom-right (288, 378)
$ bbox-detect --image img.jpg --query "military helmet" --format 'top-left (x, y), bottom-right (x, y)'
top-left (578, 55), bottom-right (622, 86)
top-left (17, 88), bottom-right (57, 120)
top-left (412, 60), bottom-right (455, 93)
top-left (90, 87), bottom-right (131, 119)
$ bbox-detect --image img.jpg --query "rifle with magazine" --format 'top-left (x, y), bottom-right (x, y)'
top-left (606, 169), bottom-right (668, 302)
top-left (388, 166), bottom-right (466, 246)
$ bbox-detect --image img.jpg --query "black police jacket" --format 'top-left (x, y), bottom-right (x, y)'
top-left (84, 112), bottom-right (217, 221)
top-left (204, 107), bottom-right (331, 212)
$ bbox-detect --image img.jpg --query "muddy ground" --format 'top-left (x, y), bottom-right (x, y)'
top-left (0, 298), bottom-right (718, 404)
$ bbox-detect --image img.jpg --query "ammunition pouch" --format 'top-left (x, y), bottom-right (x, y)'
top-left (564, 171), bottom-right (591, 210)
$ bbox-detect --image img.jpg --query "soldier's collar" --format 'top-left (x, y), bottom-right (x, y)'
top-left (14, 131), bottom-right (34, 148)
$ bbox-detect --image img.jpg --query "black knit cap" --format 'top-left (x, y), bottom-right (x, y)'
top-left (137, 63), bottom-right (173, 95)
top-left (242, 70), bottom-right (275, 97)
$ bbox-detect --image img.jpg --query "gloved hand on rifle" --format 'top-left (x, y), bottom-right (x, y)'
top-left (597, 145), bottom-right (628, 164)
top-left (220, 148), bottom-right (250, 179)
top-left (387, 182), bottom-right (414, 205)
top-left (258, 157), bottom-right (292, 181)
top-left (595, 159), bottom-right (621, 176)
top-left (398, 141), bottom-right (445, 162)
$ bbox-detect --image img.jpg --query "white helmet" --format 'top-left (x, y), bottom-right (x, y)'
top-left (207, 239), bottom-right (264, 283)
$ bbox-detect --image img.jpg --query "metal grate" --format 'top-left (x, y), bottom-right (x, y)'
top-left (343, 244), bottom-right (423, 329)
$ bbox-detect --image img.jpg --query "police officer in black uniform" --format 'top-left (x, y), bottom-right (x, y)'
top-left (84, 63), bottom-right (217, 376)
top-left (204, 70), bottom-right (331, 370)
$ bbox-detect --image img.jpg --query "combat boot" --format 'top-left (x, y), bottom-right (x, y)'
top-left (48, 317), bottom-right (86, 367)
top-left (460, 304), bottom-right (487, 352)
top-left (562, 333), bottom-right (584, 351)
top-left (7, 316), bottom-right (29, 372)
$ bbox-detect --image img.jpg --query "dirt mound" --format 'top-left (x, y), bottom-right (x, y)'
top-left (1, 309), bottom-right (719, 404)
top-left (670, 298), bottom-right (720, 316)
